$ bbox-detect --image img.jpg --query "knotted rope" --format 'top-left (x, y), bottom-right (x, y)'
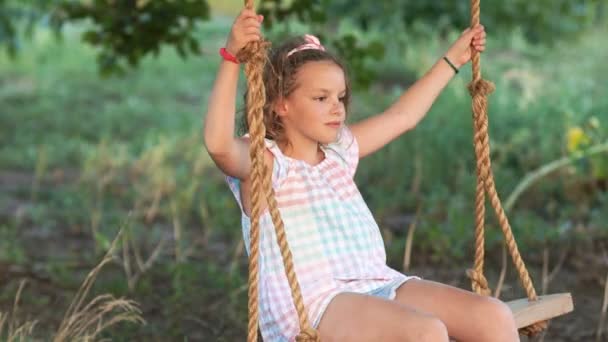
top-left (466, 0), bottom-right (547, 336)
top-left (240, 1), bottom-right (319, 341)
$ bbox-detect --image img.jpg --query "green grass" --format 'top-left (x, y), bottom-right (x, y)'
top-left (0, 15), bottom-right (606, 339)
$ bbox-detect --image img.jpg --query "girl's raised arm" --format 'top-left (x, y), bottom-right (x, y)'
top-left (203, 9), bottom-right (263, 180)
top-left (350, 25), bottom-right (486, 159)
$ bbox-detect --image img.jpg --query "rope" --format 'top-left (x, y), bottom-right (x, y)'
top-left (467, 0), bottom-right (547, 336)
top-left (241, 1), bottom-right (319, 341)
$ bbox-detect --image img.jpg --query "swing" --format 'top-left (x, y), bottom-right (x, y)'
top-left (237, 0), bottom-right (574, 340)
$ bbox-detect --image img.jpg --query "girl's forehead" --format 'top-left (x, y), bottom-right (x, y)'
top-left (295, 61), bottom-right (346, 90)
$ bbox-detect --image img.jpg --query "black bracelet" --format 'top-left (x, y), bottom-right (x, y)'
top-left (443, 56), bottom-right (459, 74)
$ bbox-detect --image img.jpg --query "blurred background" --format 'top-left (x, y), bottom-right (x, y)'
top-left (1, 0), bottom-right (606, 340)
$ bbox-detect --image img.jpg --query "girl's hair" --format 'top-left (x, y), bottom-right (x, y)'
top-left (241, 35), bottom-right (352, 146)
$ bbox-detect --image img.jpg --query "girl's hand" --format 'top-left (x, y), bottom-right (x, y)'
top-left (225, 9), bottom-right (264, 56)
top-left (444, 24), bottom-right (486, 68)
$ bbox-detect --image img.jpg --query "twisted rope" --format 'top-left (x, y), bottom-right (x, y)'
top-left (467, 0), bottom-right (547, 336)
top-left (241, 1), bottom-right (318, 341)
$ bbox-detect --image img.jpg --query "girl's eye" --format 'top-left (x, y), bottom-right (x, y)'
top-left (339, 96), bottom-right (346, 102)
top-left (315, 96), bottom-right (326, 101)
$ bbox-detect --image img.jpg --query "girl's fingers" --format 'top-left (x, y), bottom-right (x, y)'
top-left (238, 11), bottom-right (260, 24)
top-left (245, 33), bottom-right (261, 42)
top-left (239, 8), bottom-right (257, 18)
top-left (243, 17), bottom-right (261, 27)
top-left (469, 24), bottom-right (486, 49)
top-left (245, 31), bottom-right (261, 38)
top-left (244, 26), bottom-right (261, 36)
top-left (472, 33), bottom-right (485, 40)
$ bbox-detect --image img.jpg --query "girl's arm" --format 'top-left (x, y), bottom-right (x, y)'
top-left (203, 9), bottom-right (263, 180)
top-left (203, 61), bottom-right (252, 180)
top-left (350, 25), bottom-right (486, 158)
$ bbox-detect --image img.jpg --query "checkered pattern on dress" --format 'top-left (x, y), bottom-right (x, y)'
top-left (226, 126), bottom-right (417, 341)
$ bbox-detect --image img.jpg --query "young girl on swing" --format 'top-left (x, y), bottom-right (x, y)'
top-left (204, 8), bottom-right (519, 342)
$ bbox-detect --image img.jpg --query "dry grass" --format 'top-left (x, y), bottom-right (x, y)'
top-left (53, 229), bottom-right (145, 341)
top-left (1, 229), bottom-right (144, 341)
top-left (0, 280), bottom-right (38, 341)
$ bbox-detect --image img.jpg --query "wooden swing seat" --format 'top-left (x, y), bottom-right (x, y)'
top-left (507, 293), bottom-right (573, 328)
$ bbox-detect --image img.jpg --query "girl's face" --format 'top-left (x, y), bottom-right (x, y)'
top-left (277, 61), bottom-right (347, 146)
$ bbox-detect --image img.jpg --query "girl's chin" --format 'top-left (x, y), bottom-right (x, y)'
top-left (318, 134), bottom-right (339, 145)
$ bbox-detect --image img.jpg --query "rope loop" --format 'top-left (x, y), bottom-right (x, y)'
top-left (295, 328), bottom-right (321, 342)
top-left (238, 40), bottom-right (270, 64)
top-left (466, 268), bottom-right (491, 296)
top-left (467, 78), bottom-right (495, 98)
top-left (520, 321), bottom-right (548, 337)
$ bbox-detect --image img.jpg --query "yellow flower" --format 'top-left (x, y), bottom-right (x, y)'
top-left (566, 126), bottom-right (589, 153)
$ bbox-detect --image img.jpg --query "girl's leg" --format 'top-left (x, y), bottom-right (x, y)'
top-left (394, 279), bottom-right (520, 342)
top-left (317, 292), bottom-right (449, 342)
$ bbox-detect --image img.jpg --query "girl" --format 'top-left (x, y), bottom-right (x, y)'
top-left (204, 8), bottom-right (519, 342)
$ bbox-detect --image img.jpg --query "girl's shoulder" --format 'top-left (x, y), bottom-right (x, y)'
top-left (226, 136), bottom-right (278, 217)
top-left (227, 134), bottom-right (287, 191)
top-left (235, 135), bottom-right (284, 182)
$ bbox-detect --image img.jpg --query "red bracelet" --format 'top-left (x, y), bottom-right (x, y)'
top-left (219, 47), bottom-right (239, 64)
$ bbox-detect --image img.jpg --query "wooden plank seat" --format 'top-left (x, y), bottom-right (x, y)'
top-left (506, 293), bottom-right (574, 329)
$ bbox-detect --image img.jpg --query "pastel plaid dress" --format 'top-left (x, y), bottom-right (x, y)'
top-left (226, 126), bottom-right (418, 341)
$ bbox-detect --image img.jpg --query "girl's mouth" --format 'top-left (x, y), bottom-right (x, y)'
top-left (325, 122), bottom-right (341, 129)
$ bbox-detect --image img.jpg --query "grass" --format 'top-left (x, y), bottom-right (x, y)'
top-left (0, 14), bottom-right (606, 339)
top-left (0, 231), bottom-right (144, 341)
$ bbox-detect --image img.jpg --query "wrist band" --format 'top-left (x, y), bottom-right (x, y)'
top-left (443, 56), bottom-right (459, 74)
top-left (220, 47), bottom-right (239, 64)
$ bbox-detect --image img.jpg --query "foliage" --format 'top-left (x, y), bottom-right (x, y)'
top-left (2, 0), bottom-right (606, 81)
top-left (54, 0), bottom-right (210, 76)
top-left (259, 0), bottom-right (607, 85)
top-left (0, 0), bottom-right (63, 56)
top-left (0, 0), bottom-right (210, 76)
top-left (261, 0), bottom-right (606, 43)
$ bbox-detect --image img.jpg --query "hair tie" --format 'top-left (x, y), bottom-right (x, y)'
top-left (286, 34), bottom-right (325, 57)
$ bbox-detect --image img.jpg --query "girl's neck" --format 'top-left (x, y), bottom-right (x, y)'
top-left (279, 139), bottom-right (325, 166)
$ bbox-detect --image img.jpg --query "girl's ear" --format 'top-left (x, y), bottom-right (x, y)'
top-left (273, 98), bottom-right (288, 117)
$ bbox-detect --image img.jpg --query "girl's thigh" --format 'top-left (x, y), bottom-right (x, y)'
top-left (394, 279), bottom-right (517, 341)
top-left (316, 291), bottom-right (449, 342)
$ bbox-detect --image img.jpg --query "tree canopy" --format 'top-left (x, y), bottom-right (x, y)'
top-left (1, 0), bottom-right (605, 79)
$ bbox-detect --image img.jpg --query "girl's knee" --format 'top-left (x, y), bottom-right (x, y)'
top-left (478, 297), bottom-right (520, 340)
top-left (403, 316), bottom-right (449, 342)
top-left (483, 297), bottom-right (516, 327)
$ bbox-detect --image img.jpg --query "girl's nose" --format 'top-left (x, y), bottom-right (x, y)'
top-left (331, 99), bottom-right (344, 115)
